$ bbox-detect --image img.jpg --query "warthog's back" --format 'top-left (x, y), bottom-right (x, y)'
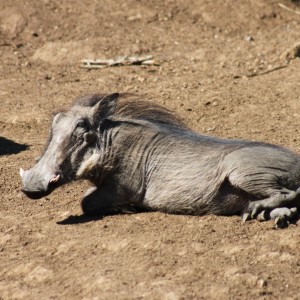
top-left (141, 127), bottom-right (300, 215)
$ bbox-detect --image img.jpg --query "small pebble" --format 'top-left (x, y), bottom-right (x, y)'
top-left (44, 74), bottom-right (52, 80)
top-left (245, 35), bottom-right (254, 42)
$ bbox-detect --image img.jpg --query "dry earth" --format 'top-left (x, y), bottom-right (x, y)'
top-left (1, 0), bottom-right (300, 299)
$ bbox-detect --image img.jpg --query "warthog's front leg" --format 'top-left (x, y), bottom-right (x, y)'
top-left (242, 187), bottom-right (300, 223)
top-left (81, 185), bottom-right (136, 216)
top-left (81, 186), bottom-right (120, 216)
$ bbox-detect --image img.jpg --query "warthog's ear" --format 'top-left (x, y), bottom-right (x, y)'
top-left (92, 93), bottom-right (119, 124)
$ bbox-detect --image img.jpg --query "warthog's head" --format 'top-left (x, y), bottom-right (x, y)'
top-left (20, 93), bottom-right (119, 199)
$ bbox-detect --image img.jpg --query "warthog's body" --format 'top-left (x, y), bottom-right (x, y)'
top-left (20, 93), bottom-right (300, 221)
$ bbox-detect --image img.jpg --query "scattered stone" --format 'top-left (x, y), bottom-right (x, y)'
top-left (257, 279), bottom-right (267, 288)
top-left (281, 42), bottom-right (300, 62)
top-left (127, 14), bottom-right (142, 21)
top-left (245, 35), bottom-right (254, 42)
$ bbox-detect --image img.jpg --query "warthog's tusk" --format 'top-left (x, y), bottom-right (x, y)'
top-left (49, 174), bottom-right (60, 183)
top-left (19, 168), bottom-right (25, 177)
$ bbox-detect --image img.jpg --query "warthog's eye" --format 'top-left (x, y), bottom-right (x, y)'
top-left (75, 120), bottom-right (90, 136)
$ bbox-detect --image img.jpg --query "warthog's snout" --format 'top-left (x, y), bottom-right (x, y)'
top-left (20, 167), bottom-right (61, 199)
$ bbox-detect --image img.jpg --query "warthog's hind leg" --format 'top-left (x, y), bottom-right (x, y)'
top-left (242, 187), bottom-right (300, 223)
top-left (255, 207), bottom-right (299, 228)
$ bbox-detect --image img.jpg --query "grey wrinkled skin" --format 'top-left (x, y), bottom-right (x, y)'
top-left (20, 93), bottom-right (300, 221)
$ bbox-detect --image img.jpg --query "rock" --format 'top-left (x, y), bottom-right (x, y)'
top-left (0, 8), bottom-right (27, 38)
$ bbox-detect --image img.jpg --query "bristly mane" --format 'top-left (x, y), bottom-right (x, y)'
top-left (74, 93), bottom-right (187, 129)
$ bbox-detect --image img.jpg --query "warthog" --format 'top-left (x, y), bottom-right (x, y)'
top-left (20, 93), bottom-right (300, 226)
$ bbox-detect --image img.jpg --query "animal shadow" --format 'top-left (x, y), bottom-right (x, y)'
top-left (0, 137), bottom-right (28, 155)
top-left (57, 214), bottom-right (106, 225)
top-left (57, 206), bottom-right (150, 225)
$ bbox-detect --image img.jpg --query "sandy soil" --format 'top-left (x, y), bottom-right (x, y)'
top-left (1, 0), bottom-right (300, 299)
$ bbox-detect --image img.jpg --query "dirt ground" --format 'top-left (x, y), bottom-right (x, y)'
top-left (1, 0), bottom-right (300, 299)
